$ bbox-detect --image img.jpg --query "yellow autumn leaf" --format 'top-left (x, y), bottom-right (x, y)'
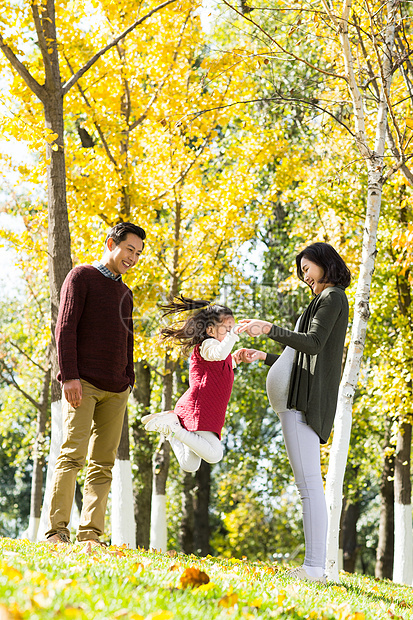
top-left (251, 597), bottom-right (262, 607)
top-left (179, 567), bottom-right (210, 589)
top-left (62, 607), bottom-right (86, 618)
top-left (0, 603), bottom-right (23, 620)
top-left (44, 132), bottom-right (58, 143)
top-left (405, 118), bottom-right (413, 130)
top-left (0, 565), bottom-right (23, 581)
top-left (145, 612), bottom-right (174, 620)
top-left (277, 591), bottom-right (286, 605)
top-left (348, 614), bottom-right (365, 620)
top-left (218, 593), bottom-right (239, 608)
top-left (192, 581), bottom-right (215, 594)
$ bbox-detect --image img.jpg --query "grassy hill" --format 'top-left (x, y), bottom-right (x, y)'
top-left (0, 538), bottom-right (411, 619)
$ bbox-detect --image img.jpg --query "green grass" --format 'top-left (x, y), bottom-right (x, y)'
top-left (0, 538), bottom-right (411, 619)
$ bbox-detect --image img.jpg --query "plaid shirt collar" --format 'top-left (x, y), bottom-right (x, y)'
top-left (92, 261), bottom-right (122, 282)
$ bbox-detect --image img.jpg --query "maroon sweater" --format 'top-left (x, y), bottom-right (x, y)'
top-left (56, 265), bottom-right (134, 392)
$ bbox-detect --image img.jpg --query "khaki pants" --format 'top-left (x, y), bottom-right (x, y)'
top-left (46, 379), bottom-right (130, 541)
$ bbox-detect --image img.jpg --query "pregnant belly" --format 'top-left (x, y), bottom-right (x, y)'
top-left (266, 346), bottom-right (295, 413)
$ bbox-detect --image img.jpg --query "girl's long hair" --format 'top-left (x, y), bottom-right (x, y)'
top-left (160, 294), bottom-right (233, 355)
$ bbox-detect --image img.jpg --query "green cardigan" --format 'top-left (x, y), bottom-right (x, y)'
top-left (265, 286), bottom-right (349, 443)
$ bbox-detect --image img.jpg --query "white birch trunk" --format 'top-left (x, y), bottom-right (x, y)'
top-left (26, 517), bottom-right (41, 542)
top-left (393, 503), bottom-right (413, 585)
top-left (324, 0), bottom-right (398, 582)
top-left (111, 458), bottom-right (136, 548)
top-left (150, 493), bottom-right (167, 552)
top-left (37, 399), bottom-right (79, 540)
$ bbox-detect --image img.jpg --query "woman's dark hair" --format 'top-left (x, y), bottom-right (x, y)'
top-left (160, 294), bottom-right (233, 355)
top-left (296, 242), bottom-right (351, 289)
top-left (106, 222), bottom-right (146, 249)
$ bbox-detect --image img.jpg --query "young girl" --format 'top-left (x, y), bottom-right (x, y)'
top-left (142, 295), bottom-right (241, 472)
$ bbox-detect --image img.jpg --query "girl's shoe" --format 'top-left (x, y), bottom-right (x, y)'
top-left (145, 412), bottom-right (181, 437)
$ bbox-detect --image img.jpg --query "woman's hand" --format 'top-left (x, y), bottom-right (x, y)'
top-left (233, 348), bottom-right (267, 364)
top-left (237, 319), bottom-right (272, 337)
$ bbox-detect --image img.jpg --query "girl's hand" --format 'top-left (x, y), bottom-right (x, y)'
top-left (233, 348), bottom-right (267, 364)
top-left (237, 319), bottom-right (272, 337)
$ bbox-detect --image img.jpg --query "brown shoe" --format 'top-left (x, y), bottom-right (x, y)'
top-left (78, 539), bottom-right (108, 548)
top-left (46, 532), bottom-right (71, 544)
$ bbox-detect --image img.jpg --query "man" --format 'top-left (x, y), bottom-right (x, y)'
top-left (46, 221), bottom-right (145, 545)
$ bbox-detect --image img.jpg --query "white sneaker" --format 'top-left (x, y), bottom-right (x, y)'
top-left (288, 566), bottom-right (326, 584)
top-left (145, 412), bottom-right (181, 436)
top-left (141, 410), bottom-right (173, 425)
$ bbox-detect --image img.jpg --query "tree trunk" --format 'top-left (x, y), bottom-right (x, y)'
top-left (325, 0), bottom-right (398, 581)
top-left (339, 497), bottom-right (360, 573)
top-left (27, 366), bottom-right (51, 541)
top-left (180, 471), bottom-right (195, 554)
top-left (131, 360), bottom-right (154, 549)
top-left (375, 426), bottom-right (394, 580)
top-left (393, 420), bottom-right (412, 584)
top-left (111, 407), bottom-right (136, 548)
top-left (37, 400), bottom-right (79, 539)
top-left (150, 353), bottom-right (174, 551)
top-left (194, 460), bottom-right (211, 556)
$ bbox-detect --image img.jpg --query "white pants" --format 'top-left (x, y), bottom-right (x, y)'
top-left (169, 428), bottom-right (223, 473)
top-left (278, 409), bottom-right (327, 568)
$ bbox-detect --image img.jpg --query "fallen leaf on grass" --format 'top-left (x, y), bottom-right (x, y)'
top-left (192, 582), bottom-right (215, 594)
top-left (347, 614), bottom-right (365, 620)
top-left (277, 591), bottom-right (286, 606)
top-left (166, 550), bottom-right (177, 557)
top-left (145, 612), bottom-right (174, 620)
top-left (218, 593), bottom-right (239, 608)
top-left (62, 606), bottom-right (87, 618)
top-left (0, 604), bottom-right (23, 620)
top-left (0, 564), bottom-right (23, 582)
top-left (168, 564), bottom-right (181, 571)
top-left (179, 567), bottom-right (210, 589)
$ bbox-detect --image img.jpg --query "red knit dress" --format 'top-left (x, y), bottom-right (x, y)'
top-left (174, 343), bottom-right (234, 439)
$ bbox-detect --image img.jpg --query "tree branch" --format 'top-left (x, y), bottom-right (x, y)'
top-left (0, 33), bottom-right (45, 102)
top-left (9, 341), bottom-right (47, 374)
top-left (64, 54), bottom-right (119, 169)
top-left (30, 0), bottom-right (53, 87)
top-left (62, 0), bottom-right (178, 96)
top-left (129, 10), bottom-right (191, 132)
top-left (383, 126), bottom-right (413, 185)
top-left (221, 0), bottom-right (346, 81)
top-left (0, 363), bottom-right (42, 411)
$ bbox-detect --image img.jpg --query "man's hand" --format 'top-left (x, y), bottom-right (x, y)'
top-left (237, 319), bottom-right (272, 337)
top-left (63, 379), bottom-right (83, 408)
top-left (233, 348), bottom-right (267, 364)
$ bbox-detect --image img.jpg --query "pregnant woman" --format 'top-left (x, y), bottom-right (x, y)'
top-left (238, 242), bottom-right (351, 584)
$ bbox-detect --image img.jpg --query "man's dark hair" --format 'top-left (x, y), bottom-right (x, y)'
top-left (105, 222), bottom-right (146, 248)
top-left (296, 242), bottom-right (351, 289)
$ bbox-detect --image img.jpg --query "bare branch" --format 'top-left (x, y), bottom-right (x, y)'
top-left (62, 0), bottom-right (178, 96)
top-left (64, 54), bottom-right (119, 169)
top-left (383, 126), bottom-right (413, 185)
top-left (335, 0), bottom-right (372, 159)
top-left (174, 94), bottom-right (355, 138)
top-left (0, 33), bottom-right (45, 102)
top-left (9, 341), bottom-right (47, 373)
top-left (221, 0), bottom-right (346, 81)
top-left (0, 363), bottom-right (42, 411)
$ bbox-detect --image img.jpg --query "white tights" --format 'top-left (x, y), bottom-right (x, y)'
top-left (278, 409), bottom-right (327, 573)
top-left (169, 428), bottom-right (223, 473)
